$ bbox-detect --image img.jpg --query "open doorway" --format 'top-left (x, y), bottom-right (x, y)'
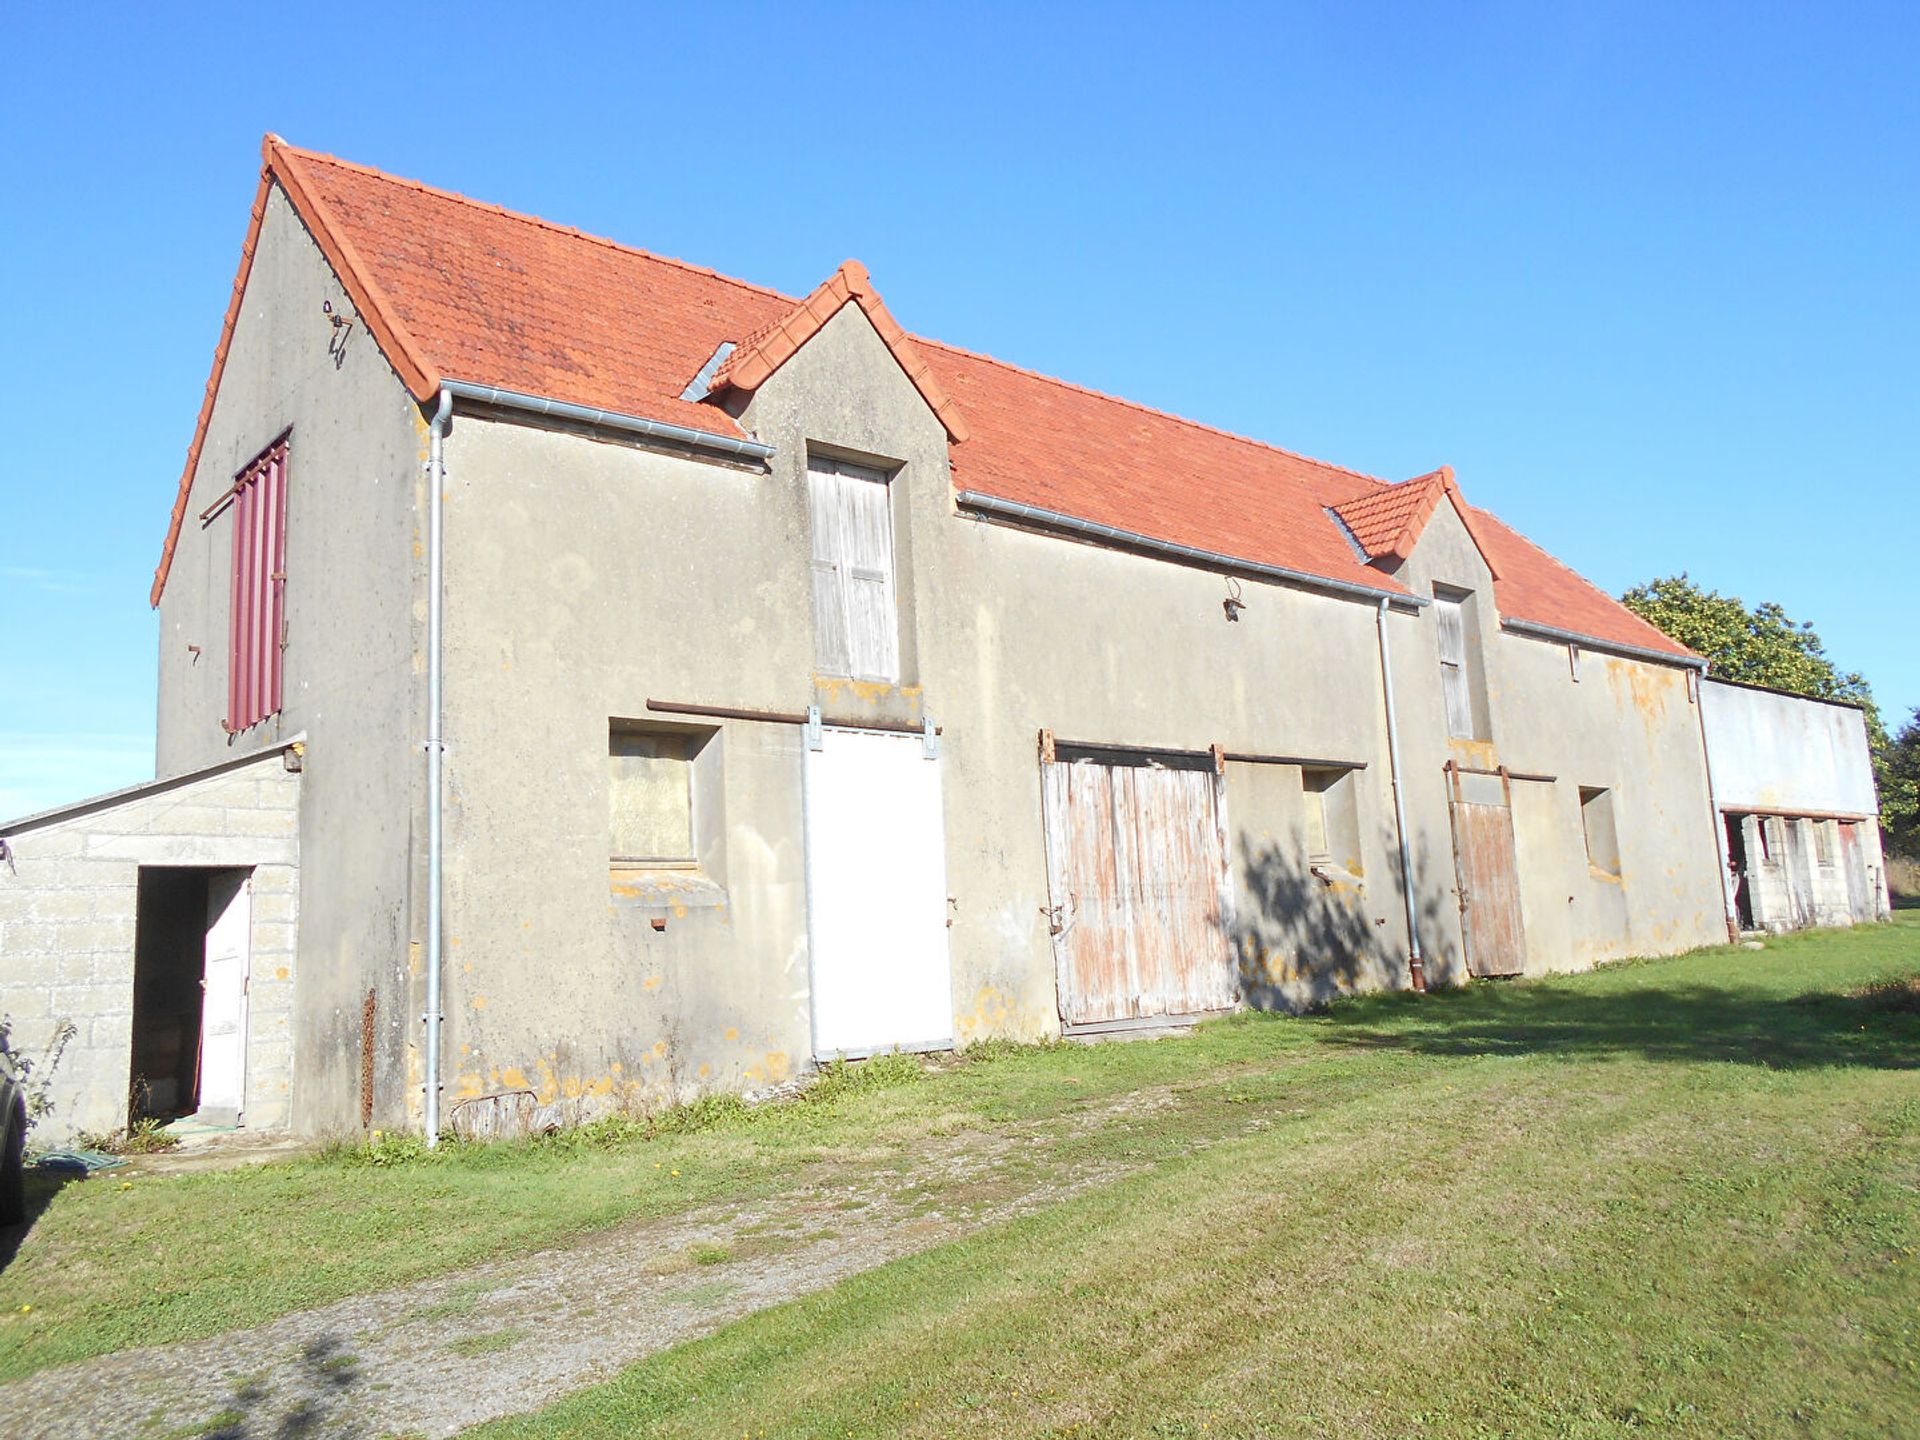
top-left (130, 867), bottom-right (252, 1128)
top-left (1723, 815), bottom-right (1754, 931)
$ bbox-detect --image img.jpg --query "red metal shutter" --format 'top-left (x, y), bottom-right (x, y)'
top-left (226, 439), bottom-right (289, 731)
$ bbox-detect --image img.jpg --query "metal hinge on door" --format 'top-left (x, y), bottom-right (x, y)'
top-left (922, 716), bottom-right (940, 760)
top-left (805, 705), bottom-right (823, 751)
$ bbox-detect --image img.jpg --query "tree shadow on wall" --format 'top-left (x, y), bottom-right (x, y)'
top-left (1233, 828), bottom-right (1456, 1013)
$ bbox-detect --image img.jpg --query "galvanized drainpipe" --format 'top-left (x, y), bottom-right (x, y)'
top-left (1377, 596), bottom-right (1426, 991)
top-left (424, 386), bottom-right (452, 1146)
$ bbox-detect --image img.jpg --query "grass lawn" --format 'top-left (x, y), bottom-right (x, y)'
top-left (3, 920), bottom-right (1918, 1439)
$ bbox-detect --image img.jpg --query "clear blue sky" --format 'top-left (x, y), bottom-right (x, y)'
top-left (2, 2), bottom-right (1914, 818)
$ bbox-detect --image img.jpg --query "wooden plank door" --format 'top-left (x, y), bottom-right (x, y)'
top-left (804, 727), bottom-right (953, 1057)
top-left (1043, 751), bottom-right (1236, 1026)
top-left (1447, 766), bottom-right (1526, 978)
top-left (198, 870), bottom-right (251, 1122)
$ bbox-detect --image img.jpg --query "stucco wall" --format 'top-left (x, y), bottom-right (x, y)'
top-left (0, 749), bottom-right (300, 1142)
top-left (1371, 497), bottom-right (1724, 973)
top-left (421, 300), bottom-right (1726, 1117)
top-left (154, 183), bottom-right (425, 1133)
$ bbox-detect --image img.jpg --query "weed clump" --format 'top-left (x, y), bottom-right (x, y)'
top-left (74, 1118), bottom-right (179, 1156)
top-left (804, 1051), bottom-right (925, 1105)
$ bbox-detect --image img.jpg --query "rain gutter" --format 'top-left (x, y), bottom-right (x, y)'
top-left (955, 492), bottom-right (1427, 609)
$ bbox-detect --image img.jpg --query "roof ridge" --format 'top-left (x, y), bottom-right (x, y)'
top-left (910, 333), bottom-right (1394, 489)
top-left (276, 138), bottom-right (804, 309)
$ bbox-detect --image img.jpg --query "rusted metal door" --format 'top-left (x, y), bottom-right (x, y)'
top-left (1041, 741), bottom-right (1236, 1027)
top-left (1446, 763), bottom-right (1526, 978)
top-left (1839, 822), bottom-right (1872, 923)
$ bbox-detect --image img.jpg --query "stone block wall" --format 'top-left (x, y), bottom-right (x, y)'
top-left (0, 746), bottom-right (301, 1142)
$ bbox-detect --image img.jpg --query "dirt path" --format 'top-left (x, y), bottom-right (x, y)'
top-left (0, 1090), bottom-right (1177, 1438)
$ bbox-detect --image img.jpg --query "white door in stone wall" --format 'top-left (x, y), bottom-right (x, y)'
top-left (199, 871), bottom-right (251, 1122)
top-left (804, 728), bottom-right (954, 1058)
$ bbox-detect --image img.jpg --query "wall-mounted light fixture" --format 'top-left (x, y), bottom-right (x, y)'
top-left (1222, 576), bottom-right (1247, 622)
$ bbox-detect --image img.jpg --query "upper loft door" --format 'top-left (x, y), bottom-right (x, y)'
top-left (804, 727), bottom-right (954, 1057)
top-left (1447, 765), bottom-right (1526, 978)
top-left (198, 871), bottom-right (252, 1124)
top-left (1041, 747), bottom-right (1237, 1028)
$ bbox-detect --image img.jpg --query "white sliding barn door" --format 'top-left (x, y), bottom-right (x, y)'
top-left (199, 871), bottom-right (251, 1121)
top-left (804, 728), bottom-right (953, 1057)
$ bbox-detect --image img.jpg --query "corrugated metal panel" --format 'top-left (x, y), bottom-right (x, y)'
top-left (807, 456), bottom-right (899, 683)
top-left (1043, 753), bottom-right (1236, 1025)
top-left (226, 440), bottom-right (288, 732)
top-left (1700, 678), bottom-right (1879, 816)
top-left (1448, 766), bottom-right (1526, 978)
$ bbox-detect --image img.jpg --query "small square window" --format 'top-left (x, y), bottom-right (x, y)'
top-left (1579, 786), bottom-right (1621, 877)
top-left (609, 730), bottom-right (695, 865)
top-left (1302, 767), bottom-right (1362, 874)
top-left (1812, 819), bottom-right (1836, 867)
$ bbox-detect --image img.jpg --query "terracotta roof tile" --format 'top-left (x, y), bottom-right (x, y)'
top-left (708, 260), bottom-right (968, 440)
top-left (1466, 504), bottom-right (1696, 659)
top-left (1332, 468), bottom-right (1453, 564)
top-left (150, 137), bottom-right (1698, 665)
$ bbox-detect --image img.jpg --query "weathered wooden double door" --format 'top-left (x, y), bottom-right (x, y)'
top-left (1041, 747), bottom-right (1237, 1027)
top-left (1447, 764), bottom-right (1526, 978)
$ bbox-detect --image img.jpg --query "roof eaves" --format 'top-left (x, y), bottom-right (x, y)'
top-left (149, 158), bottom-right (273, 608)
top-left (267, 137), bottom-right (440, 401)
top-left (152, 135), bottom-right (447, 609)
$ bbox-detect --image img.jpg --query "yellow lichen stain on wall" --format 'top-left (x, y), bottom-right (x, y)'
top-left (1245, 948), bottom-right (1301, 985)
top-left (408, 939), bottom-right (421, 979)
top-left (642, 975), bottom-right (663, 991)
top-left (955, 985), bottom-right (1015, 1043)
top-left (724, 1027), bottom-right (740, 1042)
top-left (814, 675), bottom-right (925, 707)
top-left (1604, 656), bottom-right (1678, 730)
top-left (764, 1052), bottom-right (792, 1083)
top-left (470, 994), bottom-right (489, 1011)
top-left (1448, 737), bottom-right (1498, 769)
top-left (275, 966), bottom-right (288, 981)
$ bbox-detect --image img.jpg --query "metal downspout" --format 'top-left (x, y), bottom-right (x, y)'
top-left (1691, 673), bottom-right (1738, 941)
top-left (424, 386), bottom-right (452, 1145)
top-left (1377, 596), bottom-right (1426, 991)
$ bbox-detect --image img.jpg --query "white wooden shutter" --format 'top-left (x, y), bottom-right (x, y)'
top-left (807, 456), bottom-right (899, 682)
top-left (807, 463), bottom-right (852, 677)
top-left (1435, 595), bottom-right (1474, 740)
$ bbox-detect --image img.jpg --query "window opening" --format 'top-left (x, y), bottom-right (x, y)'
top-left (609, 730), bottom-right (696, 865)
top-left (1579, 786), bottom-right (1622, 877)
top-left (807, 454), bottom-right (899, 682)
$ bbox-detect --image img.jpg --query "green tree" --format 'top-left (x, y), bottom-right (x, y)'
top-left (1621, 574), bottom-right (1911, 853)
top-left (1881, 709), bottom-right (1920, 859)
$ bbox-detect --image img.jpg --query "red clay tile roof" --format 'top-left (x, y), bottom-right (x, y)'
top-left (1330, 466), bottom-right (1503, 579)
top-left (1332, 467), bottom-right (1452, 563)
top-left (1464, 504), bottom-right (1696, 659)
top-left (151, 136), bottom-right (1697, 666)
